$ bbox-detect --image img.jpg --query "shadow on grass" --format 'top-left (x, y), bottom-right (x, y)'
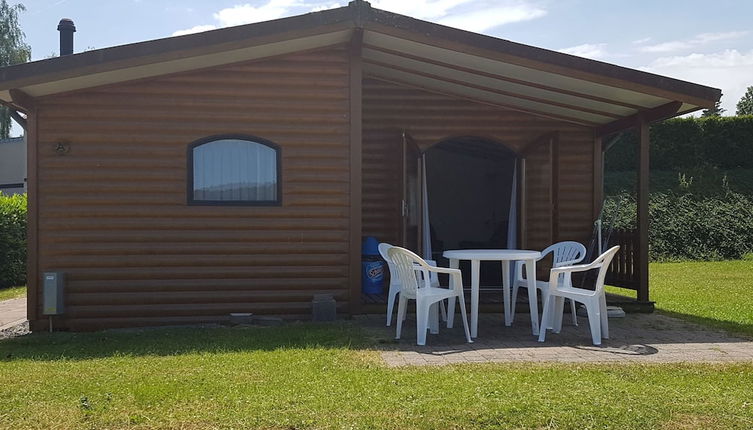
top-left (0, 322), bottom-right (370, 362)
top-left (655, 309), bottom-right (753, 339)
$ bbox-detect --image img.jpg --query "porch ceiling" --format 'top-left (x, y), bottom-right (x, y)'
top-left (361, 30), bottom-right (697, 128)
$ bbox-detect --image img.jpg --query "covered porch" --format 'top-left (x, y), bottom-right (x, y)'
top-left (347, 13), bottom-right (720, 314)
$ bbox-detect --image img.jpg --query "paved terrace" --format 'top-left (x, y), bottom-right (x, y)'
top-left (357, 312), bottom-right (753, 366)
top-left (0, 297), bottom-right (26, 331)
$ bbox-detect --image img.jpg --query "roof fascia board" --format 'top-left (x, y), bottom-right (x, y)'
top-left (0, 6), bottom-right (356, 93)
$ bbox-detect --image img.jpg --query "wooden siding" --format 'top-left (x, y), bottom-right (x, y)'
top-left (362, 78), bottom-right (595, 255)
top-left (31, 48), bottom-right (352, 331)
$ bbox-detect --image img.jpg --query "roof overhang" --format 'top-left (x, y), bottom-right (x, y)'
top-left (0, 0), bottom-right (721, 133)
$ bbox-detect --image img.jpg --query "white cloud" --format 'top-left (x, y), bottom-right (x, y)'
top-left (172, 0), bottom-right (306, 35)
top-left (213, 1), bottom-right (303, 27)
top-left (440, 4), bottom-right (546, 32)
top-left (632, 37), bottom-right (651, 45)
top-left (172, 25), bottom-right (217, 37)
top-left (370, 0), bottom-right (474, 20)
top-left (558, 43), bottom-right (608, 60)
top-left (310, 2), bottom-right (341, 12)
top-left (641, 49), bottom-right (753, 113)
top-left (171, 0), bottom-right (547, 41)
top-left (640, 31), bottom-right (748, 53)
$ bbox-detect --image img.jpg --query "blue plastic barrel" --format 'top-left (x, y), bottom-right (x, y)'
top-left (362, 236), bottom-right (384, 294)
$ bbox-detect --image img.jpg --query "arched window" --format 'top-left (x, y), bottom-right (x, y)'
top-left (188, 135), bottom-right (281, 205)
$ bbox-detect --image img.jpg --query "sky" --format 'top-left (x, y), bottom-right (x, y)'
top-left (8, 0), bottom-right (753, 134)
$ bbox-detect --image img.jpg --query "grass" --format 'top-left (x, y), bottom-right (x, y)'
top-left (0, 324), bottom-right (752, 429)
top-left (607, 260), bottom-right (753, 337)
top-left (0, 285), bottom-right (25, 301)
top-left (1, 261), bottom-right (753, 429)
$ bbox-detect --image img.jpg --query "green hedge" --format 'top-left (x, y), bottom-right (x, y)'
top-left (0, 193), bottom-right (26, 288)
top-left (606, 116), bottom-right (753, 172)
top-left (602, 191), bottom-right (753, 261)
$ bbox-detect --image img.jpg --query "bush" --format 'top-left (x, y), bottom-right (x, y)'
top-left (0, 193), bottom-right (26, 288)
top-left (603, 191), bottom-right (753, 261)
top-left (605, 116), bottom-right (753, 172)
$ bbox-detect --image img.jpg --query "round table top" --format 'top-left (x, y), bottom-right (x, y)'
top-left (442, 249), bottom-right (541, 261)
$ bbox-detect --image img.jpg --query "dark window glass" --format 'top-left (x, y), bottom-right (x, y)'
top-left (190, 138), bottom-right (279, 204)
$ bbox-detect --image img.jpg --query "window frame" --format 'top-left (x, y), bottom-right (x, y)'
top-left (186, 134), bottom-right (282, 206)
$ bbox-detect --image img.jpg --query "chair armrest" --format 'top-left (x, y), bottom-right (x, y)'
top-left (550, 261), bottom-right (601, 275)
top-left (426, 266), bottom-right (461, 276)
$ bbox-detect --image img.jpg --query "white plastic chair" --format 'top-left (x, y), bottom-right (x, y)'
top-left (388, 246), bottom-right (472, 346)
top-left (512, 241), bottom-right (587, 326)
top-left (379, 242), bottom-right (446, 327)
top-left (538, 246), bottom-right (620, 346)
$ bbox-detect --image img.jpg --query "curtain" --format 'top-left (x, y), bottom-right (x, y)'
top-left (421, 153), bottom-right (432, 260)
top-left (506, 160), bottom-right (517, 249)
top-left (193, 139), bottom-right (277, 201)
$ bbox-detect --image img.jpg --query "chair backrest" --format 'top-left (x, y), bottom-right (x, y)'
top-left (378, 242), bottom-right (399, 287)
top-left (543, 241), bottom-right (587, 267)
top-left (387, 246), bottom-right (430, 297)
top-left (591, 245), bottom-right (620, 294)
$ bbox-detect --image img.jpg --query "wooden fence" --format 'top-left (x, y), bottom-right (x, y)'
top-left (605, 228), bottom-right (639, 291)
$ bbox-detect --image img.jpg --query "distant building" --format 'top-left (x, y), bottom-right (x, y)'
top-left (0, 136), bottom-right (26, 195)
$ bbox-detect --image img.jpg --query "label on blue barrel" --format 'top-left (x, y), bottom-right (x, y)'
top-left (362, 260), bottom-right (384, 294)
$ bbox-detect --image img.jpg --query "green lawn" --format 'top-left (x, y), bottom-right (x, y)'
top-left (608, 259), bottom-right (753, 337)
top-left (1, 262), bottom-right (753, 429)
top-left (0, 325), bottom-right (752, 429)
top-left (0, 285), bottom-right (25, 301)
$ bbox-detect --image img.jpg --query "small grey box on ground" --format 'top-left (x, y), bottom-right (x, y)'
top-left (312, 294), bottom-right (337, 321)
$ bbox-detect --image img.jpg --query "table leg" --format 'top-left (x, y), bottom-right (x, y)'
top-left (446, 258), bottom-right (458, 329)
top-left (471, 259), bottom-right (480, 338)
top-left (501, 260), bottom-right (511, 326)
top-left (525, 258), bottom-right (539, 336)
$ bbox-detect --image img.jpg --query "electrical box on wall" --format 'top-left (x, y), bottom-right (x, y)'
top-left (42, 272), bottom-right (64, 315)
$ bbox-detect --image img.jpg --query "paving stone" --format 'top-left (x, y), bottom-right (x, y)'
top-left (360, 312), bottom-right (753, 367)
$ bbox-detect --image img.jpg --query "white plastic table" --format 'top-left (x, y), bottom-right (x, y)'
top-left (442, 249), bottom-right (542, 337)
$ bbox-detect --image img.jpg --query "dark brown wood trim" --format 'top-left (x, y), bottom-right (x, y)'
top-left (637, 116), bottom-right (650, 302)
top-left (26, 106), bottom-right (39, 327)
top-left (596, 101), bottom-right (682, 137)
top-left (551, 132), bottom-right (560, 242)
top-left (363, 43), bottom-right (647, 111)
top-left (363, 57), bottom-right (621, 120)
top-left (593, 134), bottom-right (604, 220)
top-left (348, 27), bottom-right (364, 315)
top-left (518, 158), bottom-right (527, 249)
top-left (366, 74), bottom-right (598, 128)
top-left (9, 89), bottom-right (35, 112)
top-left (185, 134), bottom-right (282, 206)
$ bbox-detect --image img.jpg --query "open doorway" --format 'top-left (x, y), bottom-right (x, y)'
top-left (425, 137), bottom-right (517, 286)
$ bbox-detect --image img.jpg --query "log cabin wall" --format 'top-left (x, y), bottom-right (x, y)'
top-left (31, 48), bottom-right (353, 331)
top-left (362, 78), bottom-right (595, 255)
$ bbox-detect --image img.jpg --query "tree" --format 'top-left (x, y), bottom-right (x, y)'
top-left (0, 0), bottom-right (31, 138)
top-left (702, 100), bottom-right (725, 117)
top-left (737, 86), bottom-right (753, 116)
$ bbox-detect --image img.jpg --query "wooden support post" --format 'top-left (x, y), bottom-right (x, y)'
top-left (637, 116), bottom-right (650, 303)
top-left (24, 107), bottom-right (39, 327)
top-left (348, 28), bottom-right (363, 315)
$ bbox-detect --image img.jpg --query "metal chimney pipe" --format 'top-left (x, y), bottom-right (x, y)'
top-left (57, 18), bottom-right (76, 56)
